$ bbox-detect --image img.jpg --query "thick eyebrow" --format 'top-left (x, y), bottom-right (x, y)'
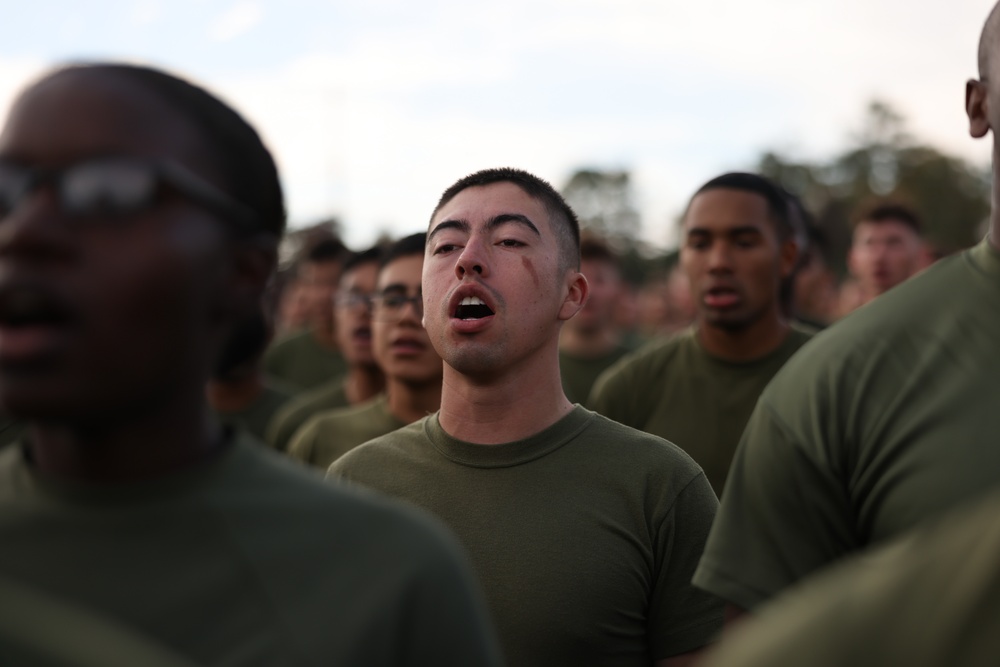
top-left (686, 225), bottom-right (764, 237)
top-left (428, 219), bottom-right (470, 242)
top-left (487, 213), bottom-right (540, 237)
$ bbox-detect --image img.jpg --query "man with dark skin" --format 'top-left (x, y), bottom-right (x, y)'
top-left (0, 62), bottom-right (500, 666)
top-left (590, 173), bottom-right (812, 495)
top-left (331, 168), bottom-right (721, 667)
top-left (693, 2), bottom-right (1000, 626)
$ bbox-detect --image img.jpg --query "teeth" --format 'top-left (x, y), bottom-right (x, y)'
top-left (460, 296), bottom-right (486, 306)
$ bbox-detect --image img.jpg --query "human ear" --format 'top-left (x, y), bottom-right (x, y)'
top-left (558, 269), bottom-right (589, 321)
top-left (967, 79), bottom-right (991, 139)
top-left (779, 238), bottom-right (799, 280)
top-left (226, 233), bottom-right (279, 319)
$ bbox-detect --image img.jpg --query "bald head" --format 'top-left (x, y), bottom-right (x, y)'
top-left (979, 2), bottom-right (1000, 78)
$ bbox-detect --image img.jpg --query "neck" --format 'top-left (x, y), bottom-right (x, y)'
top-left (344, 363), bottom-right (385, 406)
top-left (438, 341), bottom-right (575, 444)
top-left (386, 376), bottom-right (442, 424)
top-left (696, 310), bottom-right (791, 362)
top-left (25, 390), bottom-right (223, 484)
top-left (205, 369), bottom-right (263, 413)
top-left (559, 325), bottom-right (620, 358)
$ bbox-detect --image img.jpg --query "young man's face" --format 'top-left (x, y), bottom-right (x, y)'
top-left (0, 70), bottom-right (251, 421)
top-left (848, 220), bottom-right (922, 297)
top-left (334, 261), bottom-right (379, 366)
top-left (423, 181), bottom-right (584, 376)
top-left (680, 188), bottom-right (795, 332)
top-left (371, 254), bottom-right (441, 385)
top-left (298, 259), bottom-right (341, 330)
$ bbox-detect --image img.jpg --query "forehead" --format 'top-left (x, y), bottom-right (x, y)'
top-left (684, 188), bottom-right (773, 232)
top-left (431, 181), bottom-right (553, 234)
top-left (340, 261), bottom-right (379, 290)
top-left (853, 219), bottom-right (917, 240)
top-left (378, 254), bottom-right (423, 289)
top-left (0, 70), bottom-right (209, 168)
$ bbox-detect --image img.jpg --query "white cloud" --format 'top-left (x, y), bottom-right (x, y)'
top-left (209, 2), bottom-right (264, 42)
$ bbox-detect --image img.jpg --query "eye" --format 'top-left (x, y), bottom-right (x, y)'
top-left (432, 243), bottom-right (459, 255)
top-left (498, 239), bottom-right (525, 248)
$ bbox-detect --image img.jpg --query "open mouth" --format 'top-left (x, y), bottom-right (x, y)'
top-left (0, 286), bottom-right (74, 330)
top-left (704, 288), bottom-right (740, 309)
top-left (454, 296), bottom-right (495, 320)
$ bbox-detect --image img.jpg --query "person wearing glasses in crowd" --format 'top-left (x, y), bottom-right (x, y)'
top-left (288, 233), bottom-right (441, 469)
top-left (0, 63), bottom-right (501, 665)
top-left (266, 246), bottom-right (386, 451)
top-left (330, 169), bottom-right (722, 667)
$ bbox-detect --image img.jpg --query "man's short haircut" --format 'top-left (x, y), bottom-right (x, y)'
top-left (54, 63), bottom-right (286, 239)
top-left (341, 245), bottom-right (385, 276)
top-left (305, 237), bottom-right (348, 264)
top-left (380, 233), bottom-right (427, 270)
top-left (689, 172), bottom-right (794, 242)
top-left (430, 167), bottom-right (581, 270)
top-left (853, 202), bottom-right (923, 234)
top-left (979, 1), bottom-right (1000, 77)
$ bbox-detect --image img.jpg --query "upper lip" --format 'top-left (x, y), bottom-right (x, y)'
top-left (391, 335), bottom-right (426, 349)
top-left (0, 280), bottom-right (77, 328)
top-left (703, 282), bottom-right (741, 297)
top-left (446, 283), bottom-right (497, 318)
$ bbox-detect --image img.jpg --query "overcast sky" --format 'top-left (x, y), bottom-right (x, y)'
top-left (1, 0), bottom-right (995, 249)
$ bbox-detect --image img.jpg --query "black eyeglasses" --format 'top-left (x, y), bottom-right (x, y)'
top-left (334, 291), bottom-right (373, 311)
top-left (370, 291), bottom-right (423, 321)
top-left (0, 158), bottom-right (257, 230)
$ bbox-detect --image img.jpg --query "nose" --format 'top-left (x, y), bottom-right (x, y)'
top-left (455, 237), bottom-right (488, 279)
top-left (706, 241), bottom-right (733, 273)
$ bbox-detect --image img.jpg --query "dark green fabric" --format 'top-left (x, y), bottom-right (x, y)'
top-left (288, 394), bottom-right (408, 469)
top-left (703, 490), bottom-right (1000, 667)
top-left (262, 330), bottom-right (346, 391)
top-left (213, 380), bottom-right (296, 444)
top-left (0, 576), bottom-right (196, 667)
top-left (330, 406), bottom-right (723, 666)
top-left (0, 415), bottom-right (24, 450)
top-left (0, 435), bottom-right (503, 666)
top-left (589, 327), bottom-right (812, 495)
top-left (265, 376), bottom-right (349, 451)
top-left (558, 343), bottom-right (631, 406)
top-left (695, 238), bottom-right (1000, 611)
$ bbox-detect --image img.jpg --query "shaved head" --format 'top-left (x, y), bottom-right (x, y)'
top-left (979, 1), bottom-right (1000, 78)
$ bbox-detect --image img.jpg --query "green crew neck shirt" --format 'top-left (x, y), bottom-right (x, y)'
top-left (695, 237), bottom-right (1000, 611)
top-left (589, 327), bottom-right (813, 495)
top-left (0, 434), bottom-right (502, 666)
top-left (265, 375), bottom-right (349, 451)
top-left (262, 329), bottom-right (346, 391)
top-left (288, 394), bottom-right (409, 469)
top-left (330, 406), bottom-right (723, 666)
top-left (558, 342), bottom-right (632, 406)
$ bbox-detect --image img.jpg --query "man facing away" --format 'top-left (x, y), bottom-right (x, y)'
top-left (0, 62), bottom-right (500, 666)
top-left (590, 173), bottom-right (812, 495)
top-left (330, 167), bottom-right (723, 667)
top-left (693, 2), bottom-right (1000, 621)
top-left (288, 233), bottom-right (442, 468)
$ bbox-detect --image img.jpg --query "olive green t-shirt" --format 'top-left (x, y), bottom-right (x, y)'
top-left (288, 394), bottom-right (409, 469)
top-left (0, 435), bottom-right (502, 666)
top-left (330, 406), bottom-right (723, 666)
top-left (694, 238), bottom-right (1000, 611)
top-left (558, 343), bottom-right (632, 406)
top-left (213, 380), bottom-right (296, 444)
top-left (702, 489), bottom-right (1000, 667)
top-left (589, 327), bottom-right (813, 495)
top-left (262, 329), bottom-right (346, 391)
top-left (0, 576), bottom-right (196, 667)
top-left (265, 375), bottom-right (349, 451)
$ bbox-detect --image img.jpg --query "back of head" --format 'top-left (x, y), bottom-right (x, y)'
top-left (432, 167), bottom-right (581, 270)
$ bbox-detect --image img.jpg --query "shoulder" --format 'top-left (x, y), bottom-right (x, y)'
top-left (330, 418), bottom-right (431, 470)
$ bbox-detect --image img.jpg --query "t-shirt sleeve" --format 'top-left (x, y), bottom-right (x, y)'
top-left (648, 471), bottom-right (724, 658)
top-left (588, 358), bottom-right (637, 426)
top-left (693, 398), bottom-right (857, 610)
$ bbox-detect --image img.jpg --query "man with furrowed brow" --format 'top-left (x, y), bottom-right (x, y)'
top-left (330, 166), bottom-right (723, 667)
